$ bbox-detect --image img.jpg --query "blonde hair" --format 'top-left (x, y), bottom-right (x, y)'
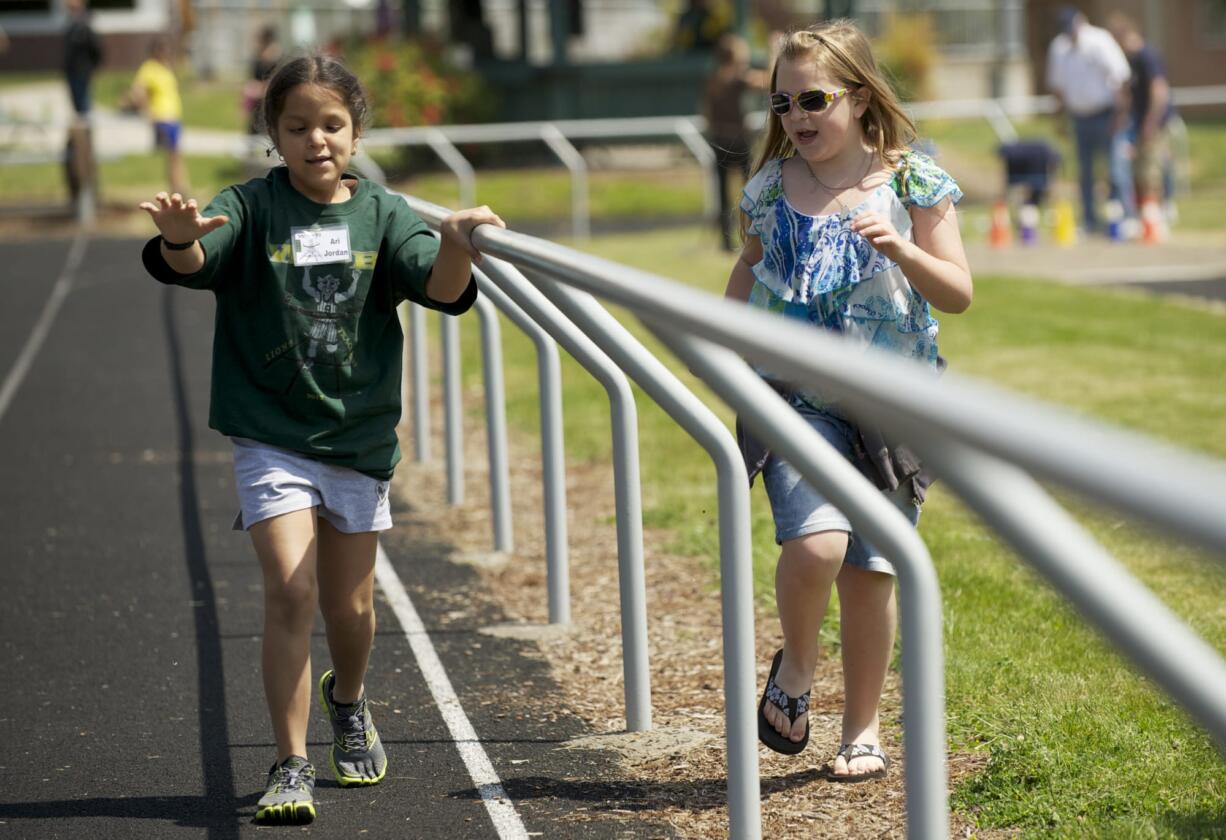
top-left (741, 20), bottom-right (916, 236)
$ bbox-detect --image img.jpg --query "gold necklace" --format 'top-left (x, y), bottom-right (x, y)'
top-left (805, 151), bottom-right (875, 214)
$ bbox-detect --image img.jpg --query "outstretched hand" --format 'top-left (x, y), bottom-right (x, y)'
top-left (138, 192), bottom-right (229, 245)
top-left (439, 205), bottom-right (506, 265)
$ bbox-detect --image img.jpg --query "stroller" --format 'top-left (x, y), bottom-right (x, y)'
top-left (998, 140), bottom-right (1061, 207)
top-left (996, 140), bottom-right (1063, 244)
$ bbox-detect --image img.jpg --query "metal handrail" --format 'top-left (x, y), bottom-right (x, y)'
top-left (917, 437), bottom-right (1226, 743)
top-left (470, 292), bottom-right (513, 552)
top-left (468, 272), bottom-right (571, 620)
top-left (655, 332), bottom-right (949, 839)
top-left (361, 115), bottom-right (719, 239)
top-left (354, 83), bottom-right (1226, 239)
top-left (518, 267), bottom-right (769, 837)
top-left (469, 219), bottom-right (1226, 737)
top-left (460, 224), bottom-right (1226, 558)
top-left (404, 196), bottom-right (947, 837)
top-left (396, 196), bottom-right (1226, 838)
top-left (442, 303), bottom-right (464, 505)
top-left (473, 257), bottom-right (652, 729)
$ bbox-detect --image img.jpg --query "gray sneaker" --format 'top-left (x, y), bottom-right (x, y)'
top-left (255, 755), bottom-right (316, 824)
top-left (318, 669), bottom-right (387, 786)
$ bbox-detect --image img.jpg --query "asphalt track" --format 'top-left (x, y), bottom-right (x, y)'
top-left (0, 236), bottom-right (671, 839)
top-left (3, 236), bottom-right (1223, 839)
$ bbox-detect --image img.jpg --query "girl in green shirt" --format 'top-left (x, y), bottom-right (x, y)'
top-left (140, 53), bottom-right (504, 824)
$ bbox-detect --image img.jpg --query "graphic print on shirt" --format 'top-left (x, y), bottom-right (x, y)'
top-left (263, 234), bottom-right (380, 394)
top-left (301, 264), bottom-right (360, 370)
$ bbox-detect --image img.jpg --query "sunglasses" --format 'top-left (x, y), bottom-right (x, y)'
top-left (769, 87), bottom-right (851, 116)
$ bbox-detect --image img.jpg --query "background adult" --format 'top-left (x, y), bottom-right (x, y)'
top-left (243, 24), bottom-right (282, 135)
top-left (63, 0), bottom-right (103, 120)
top-left (1105, 11), bottom-right (1176, 229)
top-left (702, 32), bottom-right (768, 252)
top-left (1045, 6), bottom-right (1131, 234)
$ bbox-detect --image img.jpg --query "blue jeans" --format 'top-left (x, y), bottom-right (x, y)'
top-left (67, 74), bottom-right (91, 116)
top-left (1072, 108), bottom-right (1118, 232)
top-left (1110, 124), bottom-right (1139, 220)
top-left (1113, 119), bottom-right (1176, 217)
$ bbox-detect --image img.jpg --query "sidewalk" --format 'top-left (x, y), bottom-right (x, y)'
top-left (0, 80), bottom-right (247, 160)
top-left (965, 234), bottom-right (1226, 289)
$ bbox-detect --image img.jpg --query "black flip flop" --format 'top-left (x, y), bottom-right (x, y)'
top-left (827, 742), bottom-right (890, 782)
top-left (757, 649), bottom-right (810, 755)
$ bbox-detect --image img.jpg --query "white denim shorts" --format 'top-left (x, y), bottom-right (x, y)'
top-left (230, 437), bottom-right (392, 534)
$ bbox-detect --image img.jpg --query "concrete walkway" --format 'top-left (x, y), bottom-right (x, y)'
top-left (966, 236), bottom-right (1226, 283)
top-left (964, 234), bottom-right (1226, 303)
top-left (0, 80), bottom-right (248, 160)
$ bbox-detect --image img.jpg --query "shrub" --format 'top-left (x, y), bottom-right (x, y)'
top-left (873, 12), bottom-right (937, 102)
top-left (343, 37), bottom-right (488, 129)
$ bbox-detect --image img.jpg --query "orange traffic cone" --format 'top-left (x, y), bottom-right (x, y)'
top-left (989, 200), bottom-right (1012, 248)
top-left (1141, 197), bottom-right (1167, 245)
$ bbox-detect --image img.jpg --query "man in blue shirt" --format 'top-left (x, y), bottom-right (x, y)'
top-left (1106, 11), bottom-right (1177, 231)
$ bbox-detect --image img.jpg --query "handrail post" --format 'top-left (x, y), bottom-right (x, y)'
top-left (673, 117), bottom-right (719, 222)
top-left (539, 123), bottom-right (590, 240)
top-left (441, 312), bottom-right (463, 505)
top-left (351, 150), bottom-right (388, 184)
top-left (479, 259), bottom-right (648, 724)
top-left (469, 270), bottom-right (570, 622)
top-left (650, 329), bottom-right (949, 840)
top-left (407, 304), bottom-right (430, 463)
top-left (471, 292), bottom-right (513, 553)
top-left (66, 119), bottom-right (97, 227)
top-left (425, 127), bottom-right (477, 209)
top-left (983, 99), bottom-right (1019, 143)
top-left (519, 272), bottom-right (762, 837)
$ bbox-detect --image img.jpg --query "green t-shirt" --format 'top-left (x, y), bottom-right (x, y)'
top-left (142, 166), bottom-right (476, 479)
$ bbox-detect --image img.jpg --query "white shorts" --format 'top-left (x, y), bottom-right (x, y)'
top-left (230, 437), bottom-right (392, 534)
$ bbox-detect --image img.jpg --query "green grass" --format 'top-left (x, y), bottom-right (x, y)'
top-left (387, 166), bottom-right (706, 224)
top-left (450, 224), bottom-right (1226, 837)
top-left (0, 68), bottom-right (246, 132)
top-left (917, 115), bottom-right (1226, 238)
top-left (0, 152), bottom-right (246, 206)
top-left (94, 68), bottom-right (247, 132)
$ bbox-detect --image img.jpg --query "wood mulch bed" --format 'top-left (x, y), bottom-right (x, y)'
top-left (392, 394), bottom-right (997, 839)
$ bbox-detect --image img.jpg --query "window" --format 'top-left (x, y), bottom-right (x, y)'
top-left (0, 0), bottom-right (53, 13)
top-left (1201, 0), bottom-right (1226, 46)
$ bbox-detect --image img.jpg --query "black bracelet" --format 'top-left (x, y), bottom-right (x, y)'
top-left (161, 236), bottom-right (196, 251)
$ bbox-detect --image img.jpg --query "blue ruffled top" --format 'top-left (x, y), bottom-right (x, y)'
top-left (739, 150), bottom-right (962, 412)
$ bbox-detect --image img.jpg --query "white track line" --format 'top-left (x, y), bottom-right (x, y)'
top-left (375, 543), bottom-right (529, 840)
top-left (1, 234), bottom-right (526, 833)
top-left (0, 233), bottom-right (86, 425)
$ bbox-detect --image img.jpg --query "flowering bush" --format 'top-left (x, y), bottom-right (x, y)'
top-left (345, 38), bottom-right (488, 128)
top-left (873, 13), bottom-right (937, 102)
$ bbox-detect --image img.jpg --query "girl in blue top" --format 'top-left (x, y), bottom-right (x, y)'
top-left (724, 21), bottom-right (972, 781)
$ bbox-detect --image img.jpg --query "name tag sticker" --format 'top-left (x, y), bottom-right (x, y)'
top-left (291, 225), bottom-right (352, 266)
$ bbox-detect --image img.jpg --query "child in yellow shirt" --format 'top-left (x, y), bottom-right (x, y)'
top-left (128, 37), bottom-right (188, 195)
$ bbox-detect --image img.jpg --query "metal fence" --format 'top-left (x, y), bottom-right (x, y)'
top-left (395, 193), bottom-right (1226, 838)
top-left (356, 84), bottom-right (1226, 239)
top-left (855, 0), bottom-right (1026, 58)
